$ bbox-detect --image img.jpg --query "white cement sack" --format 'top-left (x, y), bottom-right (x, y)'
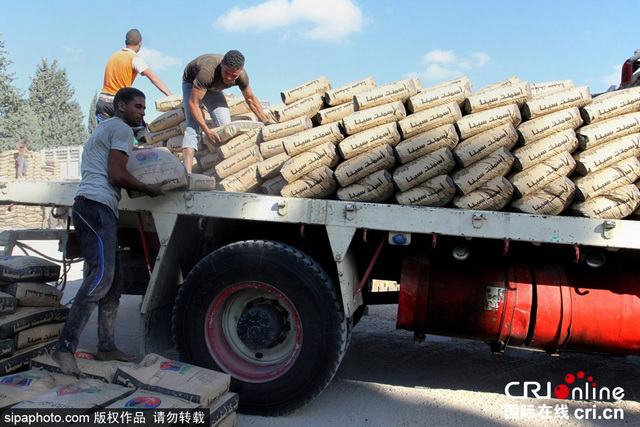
top-left (397, 101), bottom-right (462, 139)
top-left (148, 108), bottom-right (185, 133)
top-left (530, 80), bottom-right (574, 98)
top-left (522, 86), bottom-right (592, 120)
top-left (280, 167), bottom-right (337, 199)
top-left (126, 148), bottom-right (188, 197)
top-left (0, 338), bottom-right (14, 357)
top-left (455, 104), bottom-right (522, 140)
top-left (573, 157), bottom-right (640, 201)
top-left (517, 107), bottom-right (583, 145)
top-left (334, 144), bottom-right (397, 187)
top-left (512, 129), bottom-right (579, 171)
top-left (31, 350), bottom-right (129, 383)
top-left (0, 339), bottom-right (56, 376)
top-left (338, 122), bottom-right (401, 159)
top-left (257, 152), bottom-right (290, 179)
top-left (261, 116), bottom-right (313, 142)
top-left (570, 184), bottom-right (640, 219)
top-left (146, 124), bottom-right (183, 145)
top-left (226, 96), bottom-right (252, 116)
top-left (1, 282), bottom-right (62, 307)
top-left (324, 77), bottom-right (376, 106)
top-left (573, 133), bottom-right (640, 175)
top-left (354, 79), bottom-right (418, 110)
top-left (213, 120), bottom-right (264, 144)
top-left (427, 76), bottom-right (472, 91)
top-left (219, 128), bottom-right (261, 159)
top-left (0, 292), bottom-right (15, 315)
top-left (581, 86), bottom-right (640, 125)
top-left (280, 142), bottom-right (338, 183)
top-left (464, 82), bottom-right (532, 113)
top-left (395, 175), bottom-right (456, 207)
top-left (0, 306), bottom-right (68, 339)
top-left (451, 147), bottom-right (515, 195)
top-left (14, 322), bottom-right (63, 349)
top-left (196, 150), bottom-right (223, 171)
top-left (577, 111), bottom-right (640, 150)
top-left (508, 151), bottom-right (576, 198)
top-left (0, 369), bottom-right (77, 409)
top-left (155, 94), bottom-right (183, 112)
top-left (231, 112), bottom-right (258, 122)
top-left (453, 123), bottom-right (518, 168)
top-left (407, 81), bottom-right (472, 113)
top-left (341, 101), bottom-right (406, 135)
top-left (215, 146), bottom-right (262, 180)
top-left (0, 256), bottom-right (60, 284)
top-left (394, 124), bottom-right (459, 164)
top-left (452, 177), bottom-right (514, 211)
top-left (218, 164), bottom-right (261, 193)
top-left (187, 173), bottom-right (216, 191)
top-left (281, 77), bottom-right (331, 105)
top-left (336, 170), bottom-right (395, 203)
top-left (511, 176), bottom-right (576, 215)
top-left (166, 134), bottom-right (184, 152)
top-left (473, 77), bottom-right (521, 95)
top-left (261, 175), bottom-right (288, 195)
top-left (392, 147), bottom-right (456, 192)
top-left (273, 93), bottom-right (324, 123)
top-left (259, 138), bottom-right (286, 159)
top-left (316, 101), bottom-right (355, 125)
top-left (283, 122), bottom-right (344, 157)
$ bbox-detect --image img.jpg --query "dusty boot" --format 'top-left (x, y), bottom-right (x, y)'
top-left (95, 348), bottom-right (136, 362)
top-left (52, 350), bottom-right (84, 377)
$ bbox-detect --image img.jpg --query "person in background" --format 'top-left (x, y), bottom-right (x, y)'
top-left (53, 87), bottom-right (164, 377)
top-left (181, 50), bottom-right (269, 172)
top-left (15, 140), bottom-right (29, 178)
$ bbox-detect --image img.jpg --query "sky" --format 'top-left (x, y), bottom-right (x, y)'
top-left (1, 0), bottom-right (639, 126)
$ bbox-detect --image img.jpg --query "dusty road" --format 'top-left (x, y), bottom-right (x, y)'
top-left (16, 240), bottom-right (640, 426)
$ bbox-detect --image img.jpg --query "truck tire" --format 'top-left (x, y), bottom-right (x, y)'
top-left (172, 240), bottom-right (347, 416)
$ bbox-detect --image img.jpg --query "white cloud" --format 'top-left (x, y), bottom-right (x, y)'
top-left (215, 0), bottom-right (365, 43)
top-left (416, 49), bottom-right (490, 82)
top-left (602, 65), bottom-right (621, 90)
top-left (422, 50), bottom-right (456, 64)
top-left (138, 47), bottom-right (180, 70)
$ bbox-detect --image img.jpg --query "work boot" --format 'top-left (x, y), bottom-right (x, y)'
top-left (95, 348), bottom-right (137, 362)
top-left (52, 350), bottom-right (84, 377)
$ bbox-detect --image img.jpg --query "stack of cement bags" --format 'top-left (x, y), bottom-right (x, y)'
top-left (0, 255), bottom-right (67, 375)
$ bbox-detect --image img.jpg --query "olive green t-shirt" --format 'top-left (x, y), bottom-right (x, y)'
top-left (182, 54), bottom-right (249, 92)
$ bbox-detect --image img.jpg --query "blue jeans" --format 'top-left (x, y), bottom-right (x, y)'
top-left (56, 199), bottom-right (124, 354)
top-left (182, 81), bottom-right (231, 150)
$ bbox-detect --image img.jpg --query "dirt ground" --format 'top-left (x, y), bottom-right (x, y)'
top-left (14, 240), bottom-right (640, 426)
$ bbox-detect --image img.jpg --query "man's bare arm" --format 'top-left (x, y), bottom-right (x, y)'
top-left (241, 85), bottom-right (269, 123)
top-left (140, 69), bottom-right (172, 96)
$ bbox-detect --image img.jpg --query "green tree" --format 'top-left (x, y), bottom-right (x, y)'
top-left (87, 91), bottom-right (98, 134)
top-left (0, 35), bottom-right (22, 119)
top-left (28, 58), bottom-right (87, 148)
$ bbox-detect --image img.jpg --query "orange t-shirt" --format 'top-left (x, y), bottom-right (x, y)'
top-left (101, 49), bottom-right (147, 95)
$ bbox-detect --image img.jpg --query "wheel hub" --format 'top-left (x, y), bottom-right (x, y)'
top-left (237, 298), bottom-right (289, 350)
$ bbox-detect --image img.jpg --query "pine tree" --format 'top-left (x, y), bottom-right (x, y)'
top-left (28, 58), bottom-right (88, 148)
top-left (0, 35), bottom-right (22, 119)
top-left (87, 91), bottom-right (98, 134)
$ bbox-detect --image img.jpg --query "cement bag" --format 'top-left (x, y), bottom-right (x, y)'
top-left (336, 170), bottom-right (395, 203)
top-left (259, 138), bottom-right (286, 159)
top-left (429, 76), bottom-right (472, 91)
top-left (522, 86), bottom-right (592, 119)
top-left (407, 80), bottom-right (472, 113)
top-left (530, 80), bottom-right (574, 98)
top-left (455, 104), bottom-right (522, 140)
top-left (464, 82), bottom-right (532, 113)
top-left (196, 150), bottom-right (223, 171)
top-left (334, 145), bottom-right (396, 187)
top-left (0, 306), bottom-right (68, 339)
top-left (573, 157), bottom-right (640, 201)
top-left (0, 282), bottom-right (61, 307)
top-left (147, 108), bottom-right (185, 133)
top-left (218, 164), bottom-right (261, 193)
top-left (453, 123), bottom-right (518, 168)
top-left (392, 147), bottom-right (456, 192)
top-left (31, 350), bottom-right (130, 383)
top-left (146, 124), bottom-right (182, 145)
top-left (0, 369), bottom-right (77, 409)
top-left (261, 116), bottom-right (313, 142)
top-left (341, 101), bottom-right (406, 135)
top-left (280, 167), bottom-right (337, 199)
top-left (261, 175), bottom-right (288, 196)
top-left (14, 322), bottom-right (63, 349)
top-left (280, 142), bottom-right (338, 183)
top-left (257, 152), bottom-right (290, 179)
top-left (283, 122), bottom-right (344, 157)
top-left (577, 111), bottom-right (640, 149)
top-left (511, 176), bottom-right (576, 216)
top-left (451, 147), bottom-right (515, 195)
top-left (473, 76), bottom-right (521, 95)
top-left (126, 147), bottom-right (188, 196)
top-left (0, 338), bottom-right (14, 357)
top-left (105, 388), bottom-right (200, 410)
top-left (187, 173), bottom-right (216, 191)
top-left (353, 79), bottom-right (418, 110)
top-left (0, 293), bottom-right (15, 315)
top-left (324, 77), bottom-right (376, 106)
top-left (166, 134), bottom-right (183, 152)
top-left (517, 107), bottom-right (583, 145)
top-left (570, 184), bottom-right (640, 219)
top-left (155, 94), bottom-right (183, 112)
top-left (213, 120), bottom-right (264, 144)
top-left (581, 86), bottom-right (640, 125)
top-left (281, 77), bottom-right (331, 105)
top-left (273, 93), bottom-right (324, 123)
top-left (512, 129), bottom-right (579, 171)
top-left (397, 101), bottom-right (462, 139)
top-left (226, 96), bottom-right (251, 116)
top-left (316, 101), bottom-right (355, 125)
top-left (394, 124), bottom-right (459, 164)
top-left (508, 151), bottom-right (576, 198)
top-left (395, 175), bottom-right (456, 207)
top-left (338, 122), bottom-right (401, 159)
top-left (219, 128), bottom-right (261, 159)
top-left (573, 133), bottom-right (640, 175)
top-left (215, 146), bottom-right (262, 180)
top-left (0, 256), bottom-right (60, 284)
top-left (452, 177), bottom-right (514, 211)
top-left (231, 112), bottom-right (258, 122)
